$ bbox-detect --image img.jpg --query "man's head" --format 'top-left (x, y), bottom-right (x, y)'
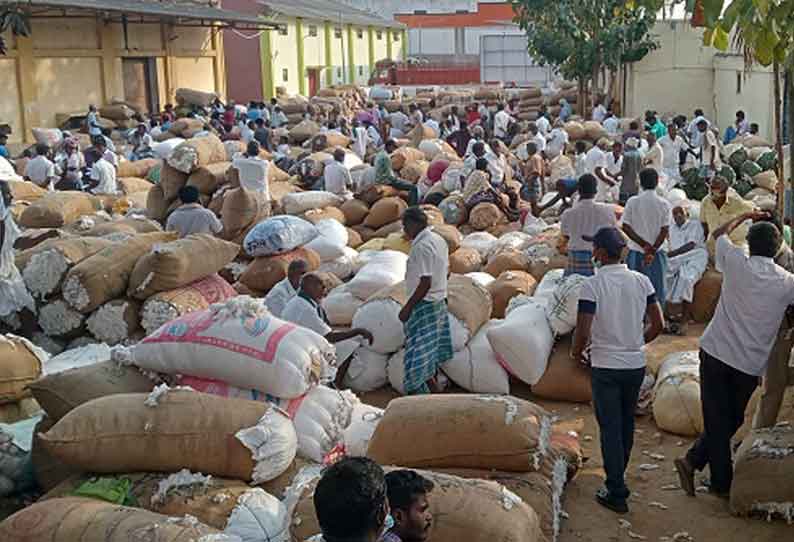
top-left (35, 143), bottom-right (50, 157)
top-left (709, 176), bottom-right (730, 204)
top-left (93, 136), bottom-right (106, 151)
top-left (747, 221), bottom-right (781, 258)
top-left (575, 140), bottom-right (587, 155)
top-left (596, 137), bottom-right (611, 151)
top-left (314, 458), bottom-right (388, 542)
top-left (472, 141), bottom-right (486, 158)
top-left (287, 259), bottom-right (308, 289)
top-left (578, 173), bottom-right (598, 199)
top-left (385, 470), bottom-right (434, 542)
top-left (736, 110), bottom-right (745, 121)
top-left (750, 123), bottom-right (760, 135)
top-left (136, 123), bottom-right (147, 134)
top-left (255, 118), bottom-right (266, 128)
top-left (402, 206), bottom-right (429, 240)
top-left (385, 140), bottom-right (399, 154)
top-left (525, 141), bottom-right (538, 157)
top-left (472, 126), bottom-right (485, 140)
top-left (246, 140), bottom-right (260, 157)
top-left (528, 122), bottom-right (538, 135)
top-left (475, 157), bottom-right (489, 172)
top-left (694, 108), bottom-right (704, 117)
top-left (697, 119), bottom-right (708, 133)
top-left (333, 148), bottom-right (346, 163)
top-left (585, 227), bottom-right (626, 265)
top-left (640, 168), bottom-right (659, 190)
top-left (629, 121), bottom-right (639, 131)
top-left (301, 272), bottom-right (328, 302)
top-left (497, 103), bottom-right (504, 112)
top-left (0, 134), bottom-right (7, 146)
top-left (178, 185), bottom-right (200, 204)
top-left (672, 205), bottom-right (688, 227)
top-left (89, 104), bottom-right (97, 112)
top-left (451, 106), bottom-right (459, 116)
top-left (668, 123), bottom-right (678, 138)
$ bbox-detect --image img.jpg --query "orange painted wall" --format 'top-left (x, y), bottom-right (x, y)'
top-left (396, 3), bottom-right (514, 28)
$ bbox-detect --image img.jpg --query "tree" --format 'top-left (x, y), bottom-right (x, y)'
top-left (0, 6), bottom-right (31, 56)
top-left (512, 0), bottom-right (664, 114)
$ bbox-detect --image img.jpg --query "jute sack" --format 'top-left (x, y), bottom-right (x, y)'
top-left (469, 203), bottom-right (505, 231)
top-left (117, 177), bottom-right (152, 195)
top-left (167, 134), bottom-right (226, 174)
top-left (563, 121), bottom-right (585, 140)
top-left (0, 497), bottom-right (221, 540)
top-left (340, 199), bottom-right (370, 225)
top-left (31, 415), bottom-right (77, 492)
top-left (303, 206), bottom-right (347, 226)
top-left (432, 224), bottom-right (462, 254)
top-left (29, 360), bottom-right (154, 423)
top-left (239, 247), bottom-right (321, 293)
top-left (145, 184), bottom-right (170, 222)
top-left (175, 87), bottom-right (218, 107)
top-left (730, 425), bottom-right (794, 518)
top-left (653, 351), bottom-right (703, 437)
top-left (531, 335), bottom-right (592, 403)
top-left (373, 220), bottom-right (403, 238)
top-left (583, 121), bottom-right (606, 141)
top-left (364, 197), bottom-right (407, 228)
top-left (169, 117), bottom-right (205, 138)
top-left (391, 147), bottom-right (426, 170)
top-left (62, 231), bottom-right (178, 313)
top-left (447, 274), bottom-right (492, 337)
top-left (140, 272), bottom-right (237, 335)
top-left (117, 157), bottom-right (160, 178)
top-left (408, 124), bottom-right (438, 147)
top-left (359, 184), bottom-right (400, 205)
top-left (692, 269), bottom-right (722, 323)
top-left (753, 170), bottom-right (779, 192)
top-left (20, 237), bottom-right (113, 298)
top-left (39, 390), bottom-right (297, 481)
top-left (367, 394), bottom-right (552, 471)
top-left (289, 120), bottom-right (321, 144)
top-left (0, 397), bottom-right (41, 424)
top-left (346, 228), bottom-right (363, 249)
top-left (221, 187), bottom-right (270, 242)
top-left (128, 234), bottom-right (239, 299)
top-left (0, 334), bottom-right (46, 404)
top-left (487, 270), bottom-right (537, 318)
top-left (290, 467), bottom-right (544, 542)
top-left (7, 179), bottom-right (46, 202)
top-left (19, 191), bottom-right (101, 229)
top-left (485, 250), bottom-right (530, 278)
top-left (83, 216), bottom-right (162, 237)
top-left (159, 161), bottom-right (190, 200)
top-left (449, 247), bottom-right (482, 274)
top-left (401, 160), bottom-right (429, 183)
top-left (186, 161), bottom-right (231, 194)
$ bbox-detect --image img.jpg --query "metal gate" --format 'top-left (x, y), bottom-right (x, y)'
top-left (479, 34), bottom-right (551, 87)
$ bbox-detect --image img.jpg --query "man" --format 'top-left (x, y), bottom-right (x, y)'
top-left (384, 470), bottom-right (434, 542)
top-left (448, 106), bottom-right (461, 131)
top-left (546, 120), bottom-right (569, 159)
top-left (240, 120), bottom-right (255, 145)
top-left (232, 141), bottom-right (271, 200)
top-left (560, 174), bottom-right (618, 277)
top-left (352, 120), bottom-right (369, 159)
top-left (697, 119), bottom-right (721, 176)
top-left (464, 141), bottom-right (502, 185)
top-left (464, 126), bottom-right (492, 157)
top-left (24, 143), bottom-right (57, 191)
top-left (253, 118), bottom-right (271, 151)
top-left (390, 107), bottom-right (409, 138)
top-left (324, 148), bottom-right (354, 200)
top-left (399, 207), bottom-right (452, 394)
top-left (527, 122), bottom-right (546, 154)
top-left (314, 457), bottom-right (390, 542)
top-left (446, 120), bottom-right (471, 158)
top-left (536, 107), bottom-right (551, 135)
top-left (572, 227), bottom-right (664, 514)
top-left (375, 140), bottom-right (419, 205)
top-left (665, 205), bottom-right (708, 334)
top-left (658, 123), bottom-right (685, 184)
top-left (573, 141), bottom-right (588, 178)
top-left (264, 259), bottom-right (307, 317)
top-left (622, 168), bottom-right (671, 303)
top-left (130, 123), bottom-right (153, 160)
top-left (675, 215), bottom-right (794, 499)
top-left (493, 103), bottom-right (512, 141)
top-left (642, 132), bottom-right (664, 174)
top-left (409, 104), bottom-right (424, 128)
top-left (519, 142), bottom-right (546, 217)
top-left (700, 175), bottom-right (754, 259)
top-left (617, 138), bottom-right (642, 204)
top-left (86, 105), bottom-right (102, 137)
top-left (93, 135), bottom-right (118, 170)
top-left (688, 109), bottom-right (710, 148)
top-left (87, 138), bottom-right (118, 195)
top-left (622, 121), bottom-right (642, 145)
top-left (735, 110), bottom-right (749, 137)
top-left (166, 186), bottom-right (223, 238)
top-left (648, 113), bottom-right (667, 139)
top-left (592, 100), bottom-right (607, 123)
top-left (0, 134), bottom-right (9, 159)
top-left (271, 106), bottom-right (287, 128)
top-left (366, 121), bottom-right (383, 148)
top-left (603, 111), bottom-right (620, 136)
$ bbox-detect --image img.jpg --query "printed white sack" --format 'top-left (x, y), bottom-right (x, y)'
top-left (352, 298), bottom-right (404, 355)
top-left (120, 296), bottom-right (335, 398)
top-left (346, 250), bottom-right (407, 300)
top-left (653, 351), bottom-right (703, 437)
top-left (323, 286), bottom-right (364, 326)
top-left (534, 268), bottom-right (564, 303)
top-left (460, 232), bottom-right (498, 260)
top-left (282, 191), bottom-right (344, 215)
top-left (443, 320), bottom-right (509, 395)
top-left (225, 488), bottom-right (289, 542)
top-left (342, 347), bottom-right (389, 392)
top-left (152, 138), bottom-right (185, 160)
top-left (304, 219), bottom-right (349, 262)
top-left (343, 403), bottom-right (384, 457)
top-left (487, 232), bottom-right (533, 261)
top-left (318, 247), bottom-right (359, 280)
top-left (545, 274), bottom-right (587, 335)
top-left (487, 301), bottom-right (554, 386)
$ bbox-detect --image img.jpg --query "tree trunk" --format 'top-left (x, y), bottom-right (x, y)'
top-left (787, 65), bottom-right (794, 223)
top-left (774, 61), bottom-right (785, 216)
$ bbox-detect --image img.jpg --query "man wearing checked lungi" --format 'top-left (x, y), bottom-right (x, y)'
top-left (399, 207), bottom-right (452, 394)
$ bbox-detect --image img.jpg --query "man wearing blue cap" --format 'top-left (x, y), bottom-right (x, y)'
top-left (572, 227), bottom-right (665, 514)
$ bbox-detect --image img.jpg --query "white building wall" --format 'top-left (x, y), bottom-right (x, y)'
top-left (408, 28), bottom-right (456, 55)
top-left (338, 0), bottom-right (475, 19)
top-left (463, 25), bottom-right (523, 55)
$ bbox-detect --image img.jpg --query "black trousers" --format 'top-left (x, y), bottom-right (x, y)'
top-left (685, 349), bottom-right (759, 493)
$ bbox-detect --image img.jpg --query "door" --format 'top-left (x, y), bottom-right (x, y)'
top-left (122, 58), bottom-right (159, 114)
top-left (308, 68), bottom-right (320, 98)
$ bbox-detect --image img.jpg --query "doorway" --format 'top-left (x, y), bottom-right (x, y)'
top-left (307, 68), bottom-right (321, 97)
top-left (122, 58), bottom-right (159, 114)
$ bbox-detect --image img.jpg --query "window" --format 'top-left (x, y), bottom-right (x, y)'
top-left (357, 29), bottom-right (363, 39)
top-left (414, 10), bottom-right (427, 14)
top-left (376, 30), bottom-right (383, 40)
top-left (277, 25), bottom-right (288, 36)
top-left (358, 66), bottom-right (364, 76)
top-left (736, 71), bottom-right (743, 94)
top-left (334, 27), bottom-right (343, 39)
top-left (308, 25), bottom-right (318, 37)
top-left (393, 32), bottom-right (400, 42)
top-left (282, 68), bottom-right (289, 82)
top-left (337, 67), bottom-right (343, 78)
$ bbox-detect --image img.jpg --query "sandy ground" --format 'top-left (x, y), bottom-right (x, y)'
top-left (361, 324), bottom-right (794, 542)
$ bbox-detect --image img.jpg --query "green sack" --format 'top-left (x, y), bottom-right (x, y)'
top-left (734, 175), bottom-right (753, 197)
top-left (741, 160), bottom-right (763, 178)
top-left (72, 476), bottom-right (138, 506)
top-left (718, 165), bottom-right (736, 185)
top-left (757, 150), bottom-right (778, 172)
top-left (728, 147), bottom-right (748, 170)
top-left (147, 163), bottom-right (162, 184)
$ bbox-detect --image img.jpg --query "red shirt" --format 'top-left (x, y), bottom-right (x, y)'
top-left (466, 110), bottom-right (480, 124)
top-left (223, 109), bottom-right (236, 126)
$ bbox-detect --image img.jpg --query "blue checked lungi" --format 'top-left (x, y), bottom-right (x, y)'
top-left (403, 299), bottom-right (453, 395)
top-left (565, 250), bottom-right (594, 277)
top-left (627, 250), bottom-right (668, 303)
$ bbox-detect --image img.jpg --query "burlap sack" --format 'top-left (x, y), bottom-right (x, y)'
top-left (0, 397), bottom-right (42, 424)
top-left (432, 224), bottom-right (462, 254)
top-left (340, 199), bottom-right (370, 225)
top-left (169, 117), bottom-right (205, 138)
top-left (145, 184), bottom-right (171, 222)
top-left (0, 497), bottom-right (220, 540)
top-left (117, 158), bottom-right (160, 179)
top-left (291, 468), bottom-right (544, 542)
top-left (402, 160), bottom-right (429, 183)
top-left (420, 204), bottom-right (445, 226)
top-left (62, 231), bottom-right (178, 313)
top-left (488, 270), bottom-right (537, 318)
top-left (159, 162), bottom-right (190, 201)
top-left (485, 250), bottom-right (530, 278)
top-left (351, 224), bottom-right (377, 243)
top-left (363, 197), bottom-right (407, 229)
top-left (391, 147), bottom-right (426, 170)
top-left (303, 206), bottom-right (347, 226)
top-left (13, 227), bottom-right (68, 252)
top-left (519, 87), bottom-right (542, 100)
top-left (447, 274), bottom-right (492, 336)
top-left (221, 187), bottom-right (270, 241)
top-left (84, 216), bottom-right (162, 237)
top-left (289, 120), bottom-right (321, 144)
top-left (373, 220), bottom-right (403, 238)
top-left (359, 184), bottom-right (400, 205)
top-left (7, 179), bottom-right (46, 202)
top-left (367, 394), bottom-right (552, 471)
top-left (31, 415), bottom-right (78, 492)
top-left (29, 360), bottom-right (154, 423)
top-left (469, 202), bottom-right (505, 231)
top-left (269, 164), bottom-right (290, 183)
top-left (531, 336), bottom-right (592, 403)
top-left (234, 281), bottom-right (263, 297)
top-left (128, 234), bottom-right (239, 299)
top-left (528, 252), bottom-right (567, 283)
top-left (167, 134), bottom-right (226, 174)
top-left (186, 162), bottom-right (231, 194)
top-left (0, 334), bottom-right (45, 404)
top-left (346, 227), bottom-right (363, 248)
top-left (563, 121), bottom-right (585, 140)
top-left (116, 176), bottom-right (152, 195)
top-left (731, 425), bottom-right (794, 517)
top-left (16, 236), bottom-right (112, 280)
top-left (19, 191), bottom-right (102, 229)
top-left (583, 121), bottom-right (606, 141)
top-left (753, 170), bottom-right (779, 192)
top-left (239, 247), bottom-right (320, 293)
top-left (39, 390), bottom-right (275, 480)
top-left (449, 247), bottom-right (482, 274)
top-left (692, 269), bottom-right (722, 323)
top-left (176, 87), bottom-right (218, 107)
top-left (408, 124), bottom-right (438, 147)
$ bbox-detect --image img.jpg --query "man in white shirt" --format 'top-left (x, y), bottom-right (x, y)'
top-left (86, 105), bottom-right (102, 137)
top-left (687, 109), bottom-right (710, 148)
top-left (675, 214), bottom-right (794, 499)
top-left (493, 103), bottom-right (513, 141)
top-left (24, 144), bottom-right (57, 191)
top-left (592, 101), bottom-right (607, 123)
top-left (642, 132), bottom-right (664, 174)
top-left (572, 227), bottom-right (664, 514)
top-left (240, 120), bottom-right (255, 145)
top-left (665, 205), bottom-right (708, 334)
top-left (389, 107), bottom-right (409, 137)
top-left (398, 207), bottom-right (452, 395)
top-left (527, 122), bottom-right (546, 154)
top-left (546, 121), bottom-right (569, 159)
top-left (232, 141), bottom-right (271, 201)
top-left (93, 136), bottom-right (118, 169)
top-left (622, 168), bottom-right (671, 303)
top-left (697, 119), bottom-right (721, 173)
top-left (166, 186), bottom-right (223, 238)
top-left (560, 174), bottom-right (618, 277)
top-left (264, 260), bottom-right (307, 317)
top-left (585, 138), bottom-right (608, 175)
top-left (536, 108), bottom-right (551, 135)
top-left (597, 141), bottom-right (623, 203)
top-left (271, 106), bottom-right (288, 128)
top-left (88, 154), bottom-right (117, 195)
top-left (603, 111), bottom-right (620, 136)
top-left (658, 123), bottom-right (684, 183)
top-left (365, 121), bottom-right (383, 149)
top-left (324, 149), bottom-right (354, 200)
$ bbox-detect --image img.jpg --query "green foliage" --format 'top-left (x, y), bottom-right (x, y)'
top-left (0, 6), bottom-right (31, 56)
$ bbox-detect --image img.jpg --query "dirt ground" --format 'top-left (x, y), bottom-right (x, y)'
top-left (361, 324), bottom-right (794, 542)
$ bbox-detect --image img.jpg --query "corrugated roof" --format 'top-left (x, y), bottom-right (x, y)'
top-left (259, 0), bottom-right (405, 29)
top-left (18, 0), bottom-right (279, 29)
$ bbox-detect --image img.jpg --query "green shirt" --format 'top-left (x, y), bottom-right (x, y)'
top-left (651, 120), bottom-right (667, 139)
top-left (374, 150), bottom-right (397, 184)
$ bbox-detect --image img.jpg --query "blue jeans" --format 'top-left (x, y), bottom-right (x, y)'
top-left (627, 250), bottom-right (668, 303)
top-left (591, 366), bottom-right (646, 501)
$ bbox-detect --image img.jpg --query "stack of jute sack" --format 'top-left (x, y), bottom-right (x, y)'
top-left (515, 86), bottom-right (544, 121)
top-left (0, 334), bottom-right (48, 424)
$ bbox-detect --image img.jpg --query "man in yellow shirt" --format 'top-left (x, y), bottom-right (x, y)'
top-left (700, 176), bottom-right (754, 259)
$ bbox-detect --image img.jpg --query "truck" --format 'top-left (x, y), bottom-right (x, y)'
top-left (368, 59), bottom-right (481, 86)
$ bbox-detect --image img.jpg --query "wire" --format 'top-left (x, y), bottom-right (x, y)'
top-left (230, 28), bottom-right (266, 40)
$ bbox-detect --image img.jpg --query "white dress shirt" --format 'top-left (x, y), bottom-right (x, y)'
top-left (232, 154), bottom-right (271, 199)
top-left (24, 156), bottom-right (56, 190)
top-left (264, 277), bottom-right (298, 318)
top-left (592, 105), bottom-right (607, 123)
top-left (282, 294), bottom-right (331, 336)
top-left (405, 228), bottom-right (449, 302)
top-left (644, 142), bottom-right (664, 172)
top-left (603, 117), bottom-right (620, 135)
top-left (560, 199), bottom-right (618, 252)
top-left (621, 189), bottom-right (672, 253)
top-left (90, 158), bottom-right (118, 194)
top-left (658, 134), bottom-right (684, 170)
top-left (536, 115), bottom-right (551, 135)
top-left (546, 128), bottom-right (569, 158)
top-left (494, 110), bottom-right (512, 139)
top-left (585, 146), bottom-right (606, 175)
top-left (701, 236), bottom-right (794, 376)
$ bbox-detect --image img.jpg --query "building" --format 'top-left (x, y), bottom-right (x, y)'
top-left (222, 0), bottom-right (406, 103)
top-left (0, 0), bottom-right (273, 143)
